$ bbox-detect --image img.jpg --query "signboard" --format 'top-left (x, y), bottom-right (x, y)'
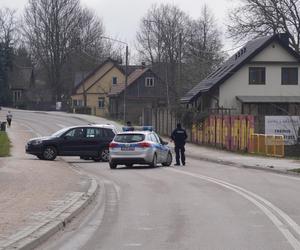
top-left (265, 116), bottom-right (300, 145)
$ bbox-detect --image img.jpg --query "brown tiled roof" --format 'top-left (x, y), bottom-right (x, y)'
top-left (108, 68), bottom-right (149, 96)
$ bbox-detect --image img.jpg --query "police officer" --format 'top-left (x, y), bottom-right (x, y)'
top-left (171, 123), bottom-right (187, 166)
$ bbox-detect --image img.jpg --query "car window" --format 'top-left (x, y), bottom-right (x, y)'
top-left (153, 133), bottom-right (162, 144)
top-left (52, 127), bottom-right (70, 137)
top-left (65, 128), bottom-right (85, 138)
top-left (103, 128), bottom-right (115, 139)
top-left (149, 134), bottom-right (159, 143)
top-left (114, 134), bottom-right (145, 143)
top-left (86, 128), bottom-right (101, 138)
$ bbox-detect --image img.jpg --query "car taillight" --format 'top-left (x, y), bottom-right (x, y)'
top-left (138, 142), bottom-right (151, 148)
top-left (109, 142), bottom-right (118, 148)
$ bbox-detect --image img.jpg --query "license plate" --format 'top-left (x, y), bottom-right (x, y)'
top-left (121, 147), bottom-right (135, 151)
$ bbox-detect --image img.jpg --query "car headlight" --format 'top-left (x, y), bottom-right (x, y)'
top-left (31, 139), bottom-right (43, 145)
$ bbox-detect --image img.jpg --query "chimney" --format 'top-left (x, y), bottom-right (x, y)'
top-left (278, 33), bottom-right (289, 47)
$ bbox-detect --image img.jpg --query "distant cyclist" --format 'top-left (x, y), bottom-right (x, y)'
top-left (171, 123), bottom-right (187, 166)
top-left (6, 111), bottom-right (12, 127)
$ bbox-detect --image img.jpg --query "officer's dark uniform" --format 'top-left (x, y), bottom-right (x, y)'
top-left (171, 123), bottom-right (187, 166)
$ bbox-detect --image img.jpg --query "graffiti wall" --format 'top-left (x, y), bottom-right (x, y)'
top-left (191, 115), bottom-right (255, 152)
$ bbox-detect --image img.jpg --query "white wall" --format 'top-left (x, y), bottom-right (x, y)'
top-left (219, 41), bottom-right (300, 113)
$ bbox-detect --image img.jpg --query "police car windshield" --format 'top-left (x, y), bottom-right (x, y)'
top-left (114, 134), bottom-right (145, 143)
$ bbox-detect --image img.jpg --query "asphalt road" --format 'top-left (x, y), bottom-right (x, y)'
top-left (13, 110), bottom-right (300, 250)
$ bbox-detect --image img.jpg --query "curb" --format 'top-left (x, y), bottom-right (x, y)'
top-left (1, 178), bottom-right (99, 250)
top-left (186, 152), bottom-right (300, 177)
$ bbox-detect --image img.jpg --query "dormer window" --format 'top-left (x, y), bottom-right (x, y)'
top-left (145, 77), bottom-right (155, 87)
top-left (112, 77), bottom-right (117, 85)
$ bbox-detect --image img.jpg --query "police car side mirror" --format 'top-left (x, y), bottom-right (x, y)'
top-left (161, 140), bottom-right (168, 145)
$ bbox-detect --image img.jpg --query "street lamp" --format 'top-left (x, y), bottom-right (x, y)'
top-left (101, 36), bottom-right (128, 123)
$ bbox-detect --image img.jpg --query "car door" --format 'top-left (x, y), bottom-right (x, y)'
top-left (150, 133), bottom-right (163, 162)
top-left (84, 127), bottom-right (104, 156)
top-left (59, 127), bottom-right (87, 156)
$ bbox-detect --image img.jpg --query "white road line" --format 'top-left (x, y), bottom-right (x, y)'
top-left (168, 168), bottom-right (300, 250)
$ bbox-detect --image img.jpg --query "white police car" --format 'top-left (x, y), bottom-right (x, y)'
top-left (109, 126), bottom-right (172, 169)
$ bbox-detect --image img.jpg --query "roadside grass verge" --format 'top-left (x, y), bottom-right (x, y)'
top-left (288, 169), bottom-right (300, 174)
top-left (0, 131), bottom-right (10, 157)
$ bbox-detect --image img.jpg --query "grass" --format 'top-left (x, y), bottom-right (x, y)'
top-left (0, 131), bottom-right (10, 157)
top-left (288, 169), bottom-right (300, 174)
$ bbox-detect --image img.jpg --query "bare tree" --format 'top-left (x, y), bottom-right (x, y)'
top-left (136, 4), bottom-right (224, 104)
top-left (0, 8), bottom-right (18, 46)
top-left (184, 5), bottom-right (225, 91)
top-left (0, 8), bottom-right (18, 105)
top-left (136, 4), bottom-right (190, 102)
top-left (23, 0), bottom-right (109, 102)
top-left (227, 0), bottom-right (300, 52)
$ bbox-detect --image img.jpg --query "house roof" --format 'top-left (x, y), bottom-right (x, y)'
top-left (108, 68), bottom-right (149, 96)
top-left (72, 57), bottom-right (119, 93)
top-left (180, 34), bottom-right (300, 104)
top-left (72, 57), bottom-right (146, 94)
top-left (236, 96), bottom-right (300, 103)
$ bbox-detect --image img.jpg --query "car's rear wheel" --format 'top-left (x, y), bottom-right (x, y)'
top-left (150, 154), bottom-right (157, 167)
top-left (100, 148), bottom-right (110, 162)
top-left (109, 162), bottom-right (117, 169)
top-left (43, 146), bottom-right (57, 161)
top-left (162, 152), bottom-right (172, 166)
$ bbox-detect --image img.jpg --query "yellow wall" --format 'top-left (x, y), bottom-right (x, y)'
top-left (71, 62), bottom-right (125, 117)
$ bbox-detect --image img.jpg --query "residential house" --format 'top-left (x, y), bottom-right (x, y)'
top-left (181, 34), bottom-right (300, 120)
top-left (71, 58), bottom-right (126, 116)
top-left (108, 67), bottom-right (167, 125)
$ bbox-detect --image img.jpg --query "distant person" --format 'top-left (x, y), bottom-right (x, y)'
top-left (171, 123), bottom-right (187, 166)
top-left (6, 111), bottom-right (12, 127)
top-left (126, 121), bottom-right (134, 131)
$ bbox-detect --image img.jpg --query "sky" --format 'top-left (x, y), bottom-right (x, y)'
top-left (0, 0), bottom-right (240, 59)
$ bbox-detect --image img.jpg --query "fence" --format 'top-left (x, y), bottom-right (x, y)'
top-left (251, 134), bottom-right (284, 157)
top-left (191, 115), bottom-right (255, 152)
top-left (151, 108), bottom-right (284, 157)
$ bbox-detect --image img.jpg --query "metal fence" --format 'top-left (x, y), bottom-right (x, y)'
top-left (251, 134), bottom-right (284, 157)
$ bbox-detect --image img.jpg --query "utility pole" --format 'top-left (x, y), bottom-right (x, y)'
top-left (124, 45), bottom-right (128, 123)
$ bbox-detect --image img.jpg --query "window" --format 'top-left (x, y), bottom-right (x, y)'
top-left (98, 97), bottom-right (105, 109)
top-left (74, 100), bottom-right (83, 107)
top-left (145, 77), bottom-right (155, 87)
top-left (249, 67), bottom-right (266, 85)
top-left (86, 128), bottom-right (101, 138)
top-left (282, 67), bottom-right (298, 85)
top-left (65, 128), bottom-right (85, 138)
top-left (112, 77), bottom-right (117, 85)
top-left (13, 90), bottom-right (22, 102)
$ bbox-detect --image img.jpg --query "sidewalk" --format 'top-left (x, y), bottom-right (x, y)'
top-left (185, 143), bottom-right (300, 174)
top-left (47, 111), bottom-right (300, 175)
top-left (0, 110), bottom-right (98, 249)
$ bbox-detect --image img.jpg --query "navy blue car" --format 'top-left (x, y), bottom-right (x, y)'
top-left (26, 124), bottom-right (117, 161)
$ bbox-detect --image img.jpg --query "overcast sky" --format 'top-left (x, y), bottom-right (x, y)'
top-left (0, 0), bottom-right (239, 58)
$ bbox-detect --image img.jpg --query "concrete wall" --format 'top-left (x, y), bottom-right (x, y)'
top-left (219, 41), bottom-right (300, 113)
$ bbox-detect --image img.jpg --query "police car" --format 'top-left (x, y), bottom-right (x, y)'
top-left (109, 126), bottom-right (172, 169)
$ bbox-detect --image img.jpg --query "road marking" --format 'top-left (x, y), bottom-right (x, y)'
top-left (168, 168), bottom-right (300, 250)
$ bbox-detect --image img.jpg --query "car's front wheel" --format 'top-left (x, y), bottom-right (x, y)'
top-left (42, 146), bottom-right (57, 161)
